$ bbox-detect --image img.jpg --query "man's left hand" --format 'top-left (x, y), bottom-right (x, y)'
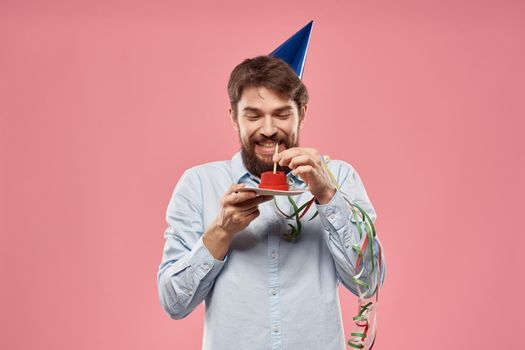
top-left (273, 147), bottom-right (337, 204)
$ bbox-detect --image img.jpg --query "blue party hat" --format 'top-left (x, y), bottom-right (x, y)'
top-left (269, 20), bottom-right (313, 80)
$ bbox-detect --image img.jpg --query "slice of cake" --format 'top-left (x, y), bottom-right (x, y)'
top-left (259, 171), bottom-right (289, 191)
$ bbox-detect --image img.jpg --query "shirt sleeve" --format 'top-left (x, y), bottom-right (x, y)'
top-left (157, 168), bottom-right (228, 320)
top-left (314, 161), bottom-right (386, 298)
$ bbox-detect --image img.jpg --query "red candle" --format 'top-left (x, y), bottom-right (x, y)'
top-left (259, 171), bottom-right (289, 191)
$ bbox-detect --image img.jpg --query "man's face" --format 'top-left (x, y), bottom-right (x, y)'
top-left (229, 86), bottom-right (306, 178)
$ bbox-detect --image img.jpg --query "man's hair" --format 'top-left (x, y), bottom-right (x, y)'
top-left (227, 55), bottom-right (309, 118)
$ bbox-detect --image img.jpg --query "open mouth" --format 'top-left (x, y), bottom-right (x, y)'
top-left (255, 141), bottom-right (284, 156)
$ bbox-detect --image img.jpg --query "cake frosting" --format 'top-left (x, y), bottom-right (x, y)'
top-left (259, 171), bottom-right (289, 191)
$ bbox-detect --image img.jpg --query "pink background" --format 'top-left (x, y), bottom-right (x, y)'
top-left (1, 1), bottom-right (524, 349)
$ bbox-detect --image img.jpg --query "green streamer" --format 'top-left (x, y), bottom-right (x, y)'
top-left (271, 156), bottom-right (383, 349)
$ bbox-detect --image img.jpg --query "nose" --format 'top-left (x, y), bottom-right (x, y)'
top-left (260, 115), bottom-right (277, 138)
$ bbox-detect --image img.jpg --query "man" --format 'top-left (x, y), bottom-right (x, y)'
top-left (157, 53), bottom-right (386, 349)
top-left (158, 20), bottom-right (385, 350)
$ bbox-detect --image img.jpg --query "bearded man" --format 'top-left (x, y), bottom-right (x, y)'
top-left (157, 54), bottom-right (386, 350)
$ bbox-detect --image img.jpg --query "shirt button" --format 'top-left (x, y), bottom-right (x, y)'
top-left (203, 263), bottom-right (210, 271)
top-left (272, 324), bottom-right (280, 333)
top-left (271, 251), bottom-right (277, 259)
top-left (271, 288), bottom-right (278, 295)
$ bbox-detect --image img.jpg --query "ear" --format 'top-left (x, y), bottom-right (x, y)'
top-left (229, 107), bottom-right (239, 132)
top-left (299, 104), bottom-right (307, 129)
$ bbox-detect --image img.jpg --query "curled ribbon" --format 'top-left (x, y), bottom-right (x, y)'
top-left (272, 156), bottom-right (383, 349)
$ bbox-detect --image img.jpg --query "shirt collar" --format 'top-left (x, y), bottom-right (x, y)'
top-left (230, 150), bottom-right (305, 187)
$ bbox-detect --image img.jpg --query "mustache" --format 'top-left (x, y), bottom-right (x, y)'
top-left (252, 137), bottom-right (281, 143)
top-left (250, 136), bottom-right (288, 147)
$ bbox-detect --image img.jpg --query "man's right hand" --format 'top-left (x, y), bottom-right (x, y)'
top-left (203, 184), bottom-right (272, 260)
top-left (214, 184), bottom-right (272, 237)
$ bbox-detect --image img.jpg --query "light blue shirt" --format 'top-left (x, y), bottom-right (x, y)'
top-left (157, 151), bottom-right (386, 350)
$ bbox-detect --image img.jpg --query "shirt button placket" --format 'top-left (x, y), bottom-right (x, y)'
top-left (268, 223), bottom-right (282, 350)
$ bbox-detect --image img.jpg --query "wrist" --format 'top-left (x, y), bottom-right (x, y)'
top-left (316, 187), bottom-right (337, 205)
top-left (207, 222), bottom-right (232, 242)
top-left (202, 221), bottom-right (233, 261)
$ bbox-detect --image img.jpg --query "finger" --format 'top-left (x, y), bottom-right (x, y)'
top-left (234, 194), bottom-right (272, 208)
top-left (235, 195), bottom-right (273, 210)
top-left (224, 190), bottom-right (257, 205)
top-left (245, 205), bottom-right (259, 214)
top-left (273, 147), bottom-right (301, 164)
top-left (288, 154), bottom-right (317, 170)
top-left (235, 206), bottom-right (259, 220)
top-left (258, 195), bottom-right (274, 202)
top-left (245, 207), bottom-right (260, 219)
top-left (292, 165), bottom-right (315, 179)
top-left (223, 184), bottom-right (245, 197)
top-left (277, 148), bottom-right (319, 167)
top-left (229, 183), bottom-right (246, 192)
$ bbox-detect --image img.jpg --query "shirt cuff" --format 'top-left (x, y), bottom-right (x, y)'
top-left (187, 235), bottom-right (228, 283)
top-left (314, 189), bottom-right (351, 232)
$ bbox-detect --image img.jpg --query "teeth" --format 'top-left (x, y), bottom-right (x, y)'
top-left (259, 142), bottom-right (278, 147)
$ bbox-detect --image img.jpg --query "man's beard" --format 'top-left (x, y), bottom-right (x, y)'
top-left (240, 133), bottom-right (299, 179)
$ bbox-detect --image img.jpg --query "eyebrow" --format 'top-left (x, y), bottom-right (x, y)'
top-left (242, 106), bottom-right (293, 114)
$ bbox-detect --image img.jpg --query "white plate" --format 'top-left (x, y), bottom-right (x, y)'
top-left (236, 187), bottom-right (306, 196)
